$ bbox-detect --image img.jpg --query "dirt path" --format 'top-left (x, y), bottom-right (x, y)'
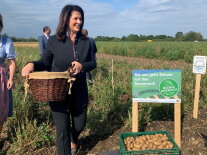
top-left (97, 53), bottom-right (190, 69)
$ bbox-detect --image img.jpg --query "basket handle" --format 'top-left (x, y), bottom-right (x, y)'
top-left (66, 67), bottom-right (76, 94)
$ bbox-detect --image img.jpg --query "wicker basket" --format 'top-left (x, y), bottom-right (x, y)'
top-left (25, 71), bottom-right (75, 102)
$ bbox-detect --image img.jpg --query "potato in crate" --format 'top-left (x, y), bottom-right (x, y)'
top-left (119, 131), bottom-right (181, 155)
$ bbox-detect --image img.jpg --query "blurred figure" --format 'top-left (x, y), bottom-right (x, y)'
top-left (81, 29), bottom-right (97, 86)
top-left (0, 14), bottom-right (16, 136)
top-left (38, 26), bottom-right (51, 56)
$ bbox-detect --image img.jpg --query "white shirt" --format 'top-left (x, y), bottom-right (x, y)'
top-left (44, 33), bottom-right (49, 40)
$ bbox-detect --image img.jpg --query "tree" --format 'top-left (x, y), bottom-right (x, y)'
top-left (155, 35), bottom-right (167, 40)
top-left (146, 35), bottom-right (154, 40)
top-left (184, 31), bottom-right (203, 41)
top-left (175, 32), bottom-right (184, 41)
top-left (126, 34), bottom-right (139, 41)
top-left (139, 35), bottom-right (147, 41)
top-left (121, 36), bottom-right (126, 41)
top-left (175, 32), bottom-right (183, 38)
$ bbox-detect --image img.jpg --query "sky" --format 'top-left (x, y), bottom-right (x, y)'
top-left (0, 0), bottom-right (207, 39)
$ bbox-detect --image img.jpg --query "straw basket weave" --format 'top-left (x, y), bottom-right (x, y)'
top-left (25, 72), bottom-right (75, 102)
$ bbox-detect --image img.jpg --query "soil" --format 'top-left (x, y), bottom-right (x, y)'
top-left (77, 106), bottom-right (207, 155)
top-left (1, 54), bottom-right (206, 155)
top-left (4, 104), bottom-right (204, 155)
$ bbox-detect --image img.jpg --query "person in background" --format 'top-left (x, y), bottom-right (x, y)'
top-left (38, 26), bottom-right (51, 56)
top-left (81, 29), bottom-right (97, 86)
top-left (0, 14), bottom-right (16, 137)
top-left (21, 4), bottom-right (97, 155)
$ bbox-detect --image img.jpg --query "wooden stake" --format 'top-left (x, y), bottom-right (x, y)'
top-left (111, 59), bottom-right (114, 96)
top-left (132, 102), bottom-right (138, 132)
top-left (193, 74), bottom-right (201, 119)
top-left (174, 102), bottom-right (181, 147)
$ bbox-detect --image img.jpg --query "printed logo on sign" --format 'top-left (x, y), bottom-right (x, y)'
top-left (159, 79), bottom-right (178, 97)
top-left (194, 60), bottom-right (205, 72)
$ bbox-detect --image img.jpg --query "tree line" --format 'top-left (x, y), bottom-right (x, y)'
top-left (1, 31), bottom-right (204, 42)
top-left (1, 33), bottom-right (37, 42)
top-left (95, 31), bottom-right (204, 42)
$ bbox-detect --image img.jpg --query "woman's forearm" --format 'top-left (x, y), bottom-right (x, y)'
top-left (8, 59), bottom-right (16, 80)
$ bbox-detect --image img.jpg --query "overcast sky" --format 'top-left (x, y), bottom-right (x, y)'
top-left (1, 0), bottom-right (207, 38)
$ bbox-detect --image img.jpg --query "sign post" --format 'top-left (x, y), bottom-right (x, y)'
top-left (192, 56), bottom-right (206, 119)
top-left (132, 102), bottom-right (138, 132)
top-left (132, 69), bottom-right (182, 146)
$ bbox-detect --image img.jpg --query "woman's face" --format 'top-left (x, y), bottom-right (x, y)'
top-left (68, 11), bottom-right (82, 34)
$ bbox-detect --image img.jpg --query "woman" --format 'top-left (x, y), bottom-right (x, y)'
top-left (0, 14), bottom-right (16, 136)
top-left (22, 5), bottom-right (97, 155)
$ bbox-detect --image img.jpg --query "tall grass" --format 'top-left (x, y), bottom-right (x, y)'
top-left (3, 42), bottom-right (207, 153)
top-left (96, 41), bottom-right (207, 63)
top-left (5, 47), bottom-right (55, 154)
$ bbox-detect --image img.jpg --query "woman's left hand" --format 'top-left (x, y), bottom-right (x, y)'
top-left (70, 61), bottom-right (83, 76)
top-left (7, 79), bottom-right (13, 90)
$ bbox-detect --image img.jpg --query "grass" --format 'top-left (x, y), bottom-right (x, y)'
top-left (96, 41), bottom-right (207, 63)
top-left (2, 41), bottom-right (207, 153)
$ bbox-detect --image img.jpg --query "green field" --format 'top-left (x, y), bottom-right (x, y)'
top-left (97, 41), bottom-right (207, 63)
top-left (3, 41), bottom-right (207, 154)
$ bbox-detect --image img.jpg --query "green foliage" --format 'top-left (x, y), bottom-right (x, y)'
top-left (5, 46), bottom-right (55, 153)
top-left (33, 122), bottom-right (55, 148)
top-left (1, 33), bottom-right (37, 42)
top-left (125, 34), bottom-right (139, 42)
top-left (4, 42), bottom-right (207, 153)
top-left (94, 31), bottom-right (204, 42)
top-left (97, 41), bottom-right (207, 63)
top-left (86, 59), bottom-right (132, 134)
top-left (184, 31), bottom-right (203, 41)
top-left (8, 119), bottom-right (54, 154)
top-left (175, 32), bottom-right (183, 38)
top-left (175, 32), bottom-right (184, 41)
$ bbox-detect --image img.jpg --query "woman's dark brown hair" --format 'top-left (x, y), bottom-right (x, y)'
top-left (56, 5), bottom-right (84, 41)
top-left (0, 14), bottom-right (3, 32)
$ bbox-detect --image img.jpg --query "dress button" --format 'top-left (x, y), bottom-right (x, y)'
top-left (77, 59), bottom-right (79, 61)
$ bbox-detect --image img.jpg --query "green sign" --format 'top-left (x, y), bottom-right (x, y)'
top-left (132, 70), bottom-right (182, 103)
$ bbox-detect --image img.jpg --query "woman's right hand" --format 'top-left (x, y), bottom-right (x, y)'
top-left (21, 63), bottom-right (34, 78)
